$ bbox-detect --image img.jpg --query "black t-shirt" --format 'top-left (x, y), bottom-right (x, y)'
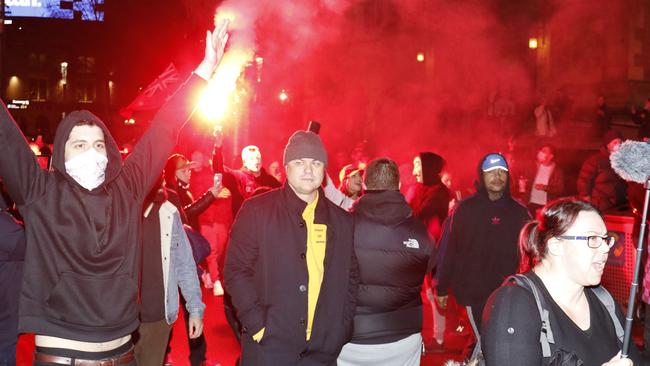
top-left (140, 203), bottom-right (166, 322)
top-left (481, 271), bottom-right (644, 366)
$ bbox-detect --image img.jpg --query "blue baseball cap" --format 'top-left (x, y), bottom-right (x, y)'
top-left (481, 153), bottom-right (509, 172)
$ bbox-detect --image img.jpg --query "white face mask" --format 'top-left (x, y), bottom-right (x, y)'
top-left (64, 148), bottom-right (109, 190)
top-left (242, 150), bottom-right (261, 173)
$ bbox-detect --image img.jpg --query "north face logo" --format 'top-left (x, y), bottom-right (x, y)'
top-left (403, 238), bottom-right (420, 249)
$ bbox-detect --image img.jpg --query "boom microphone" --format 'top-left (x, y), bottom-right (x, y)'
top-left (610, 140), bottom-right (650, 183)
top-left (609, 139), bottom-right (650, 357)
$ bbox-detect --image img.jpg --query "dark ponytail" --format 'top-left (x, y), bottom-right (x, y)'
top-left (518, 197), bottom-right (600, 273)
top-left (519, 221), bottom-right (541, 273)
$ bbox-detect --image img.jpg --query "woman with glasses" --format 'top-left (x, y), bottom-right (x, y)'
top-left (480, 198), bottom-right (643, 365)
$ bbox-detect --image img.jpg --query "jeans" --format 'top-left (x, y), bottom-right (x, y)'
top-left (0, 342), bottom-right (16, 366)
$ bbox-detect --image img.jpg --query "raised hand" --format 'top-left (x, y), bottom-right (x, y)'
top-left (195, 19), bottom-right (230, 80)
top-left (205, 19), bottom-right (230, 68)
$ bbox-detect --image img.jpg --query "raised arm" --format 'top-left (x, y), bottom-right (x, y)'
top-left (0, 101), bottom-right (48, 205)
top-left (122, 21), bottom-right (229, 201)
top-left (223, 200), bottom-right (266, 338)
top-left (211, 127), bottom-right (226, 174)
top-left (323, 174), bottom-right (355, 211)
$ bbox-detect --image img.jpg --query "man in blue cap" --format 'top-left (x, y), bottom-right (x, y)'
top-left (435, 153), bottom-right (530, 350)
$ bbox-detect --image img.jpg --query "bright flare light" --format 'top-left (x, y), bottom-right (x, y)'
top-left (416, 52), bottom-right (425, 62)
top-left (199, 12), bottom-right (254, 124)
top-left (529, 38), bottom-right (538, 49)
top-left (199, 52), bottom-right (248, 122)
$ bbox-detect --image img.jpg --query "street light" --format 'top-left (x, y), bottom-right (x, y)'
top-left (279, 90), bottom-right (288, 102)
top-left (60, 62), bottom-right (68, 85)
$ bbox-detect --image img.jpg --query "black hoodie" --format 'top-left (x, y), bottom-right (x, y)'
top-left (0, 74), bottom-right (205, 342)
top-left (436, 153), bottom-right (530, 307)
top-left (350, 190), bottom-right (435, 344)
top-left (409, 152), bottom-right (451, 240)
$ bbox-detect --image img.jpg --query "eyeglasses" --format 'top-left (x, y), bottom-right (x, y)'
top-left (558, 235), bottom-right (616, 249)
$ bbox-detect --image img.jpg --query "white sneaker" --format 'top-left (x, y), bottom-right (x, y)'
top-left (213, 280), bottom-right (224, 296)
top-left (201, 272), bottom-right (213, 289)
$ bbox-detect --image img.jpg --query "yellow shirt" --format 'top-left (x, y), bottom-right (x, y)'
top-left (302, 192), bottom-right (327, 341)
top-left (253, 192), bottom-right (327, 343)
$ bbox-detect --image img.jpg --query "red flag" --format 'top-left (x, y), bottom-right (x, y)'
top-left (119, 63), bottom-right (180, 118)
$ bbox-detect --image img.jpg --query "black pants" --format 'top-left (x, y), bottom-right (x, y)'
top-left (223, 291), bottom-right (242, 342)
top-left (180, 293), bottom-right (207, 366)
top-left (34, 342), bottom-right (135, 366)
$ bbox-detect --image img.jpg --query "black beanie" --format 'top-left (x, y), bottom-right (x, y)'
top-left (283, 131), bottom-right (328, 166)
top-left (420, 152), bottom-right (444, 186)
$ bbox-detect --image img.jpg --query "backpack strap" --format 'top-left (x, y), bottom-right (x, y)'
top-left (506, 274), bottom-right (555, 358)
top-left (590, 286), bottom-right (624, 342)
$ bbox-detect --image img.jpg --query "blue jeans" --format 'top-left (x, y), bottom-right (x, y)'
top-left (0, 342), bottom-right (16, 366)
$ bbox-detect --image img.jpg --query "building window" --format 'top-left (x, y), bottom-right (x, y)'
top-left (29, 79), bottom-right (48, 101)
top-left (28, 53), bottom-right (47, 69)
top-left (77, 56), bottom-right (96, 73)
top-left (76, 82), bottom-right (96, 103)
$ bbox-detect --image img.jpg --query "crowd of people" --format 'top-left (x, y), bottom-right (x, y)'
top-left (2, 22), bottom-right (650, 366)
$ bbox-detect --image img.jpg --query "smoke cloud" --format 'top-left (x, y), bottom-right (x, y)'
top-left (192, 0), bottom-right (537, 189)
top-left (170, 0), bottom-right (618, 191)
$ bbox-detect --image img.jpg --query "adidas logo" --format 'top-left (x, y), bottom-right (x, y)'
top-left (403, 238), bottom-right (420, 249)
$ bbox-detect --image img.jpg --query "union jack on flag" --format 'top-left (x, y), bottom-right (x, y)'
top-left (141, 63), bottom-right (179, 97)
top-left (119, 63), bottom-right (181, 118)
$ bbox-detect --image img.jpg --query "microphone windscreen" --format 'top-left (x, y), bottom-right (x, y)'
top-left (610, 140), bottom-right (650, 183)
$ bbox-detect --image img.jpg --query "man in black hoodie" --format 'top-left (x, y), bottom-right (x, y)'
top-left (435, 153), bottom-right (530, 341)
top-left (408, 152), bottom-right (451, 241)
top-left (0, 23), bottom-right (228, 363)
top-left (337, 158), bottom-right (434, 366)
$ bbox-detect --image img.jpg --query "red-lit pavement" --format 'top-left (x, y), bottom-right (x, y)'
top-left (16, 286), bottom-right (469, 365)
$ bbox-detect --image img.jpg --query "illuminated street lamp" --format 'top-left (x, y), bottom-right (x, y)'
top-left (528, 38), bottom-right (538, 49)
top-left (279, 90), bottom-right (288, 102)
top-left (60, 61), bottom-right (68, 85)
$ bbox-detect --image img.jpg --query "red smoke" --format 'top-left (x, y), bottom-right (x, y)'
top-left (187, 0), bottom-right (535, 189)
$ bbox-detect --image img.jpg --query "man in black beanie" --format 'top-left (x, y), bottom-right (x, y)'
top-left (224, 130), bottom-right (358, 365)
